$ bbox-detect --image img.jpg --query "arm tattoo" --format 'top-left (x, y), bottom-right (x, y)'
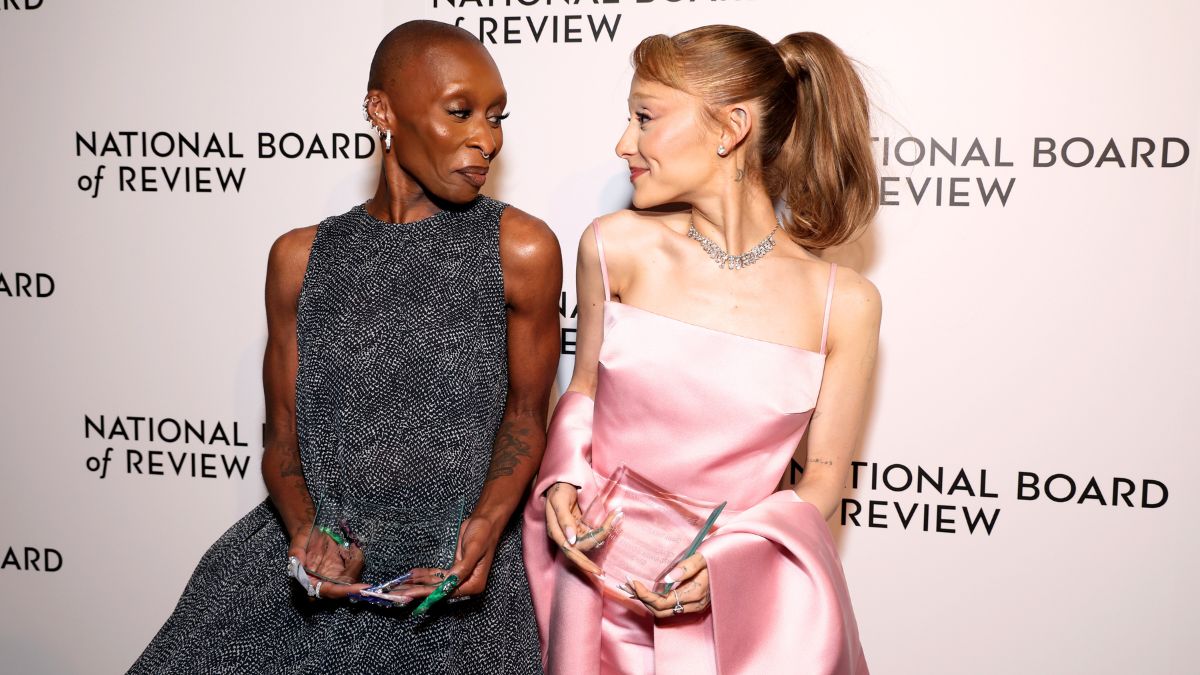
top-left (486, 419), bottom-right (534, 482)
top-left (278, 446), bottom-right (305, 479)
top-left (807, 457), bottom-right (834, 466)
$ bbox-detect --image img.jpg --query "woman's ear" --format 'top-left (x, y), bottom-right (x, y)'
top-left (364, 90), bottom-right (391, 130)
top-left (720, 105), bottom-right (753, 153)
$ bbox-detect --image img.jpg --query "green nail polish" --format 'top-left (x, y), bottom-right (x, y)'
top-left (412, 574), bottom-right (459, 617)
top-left (318, 525), bottom-right (349, 548)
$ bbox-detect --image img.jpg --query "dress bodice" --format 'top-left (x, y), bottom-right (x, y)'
top-left (589, 222), bottom-right (837, 510)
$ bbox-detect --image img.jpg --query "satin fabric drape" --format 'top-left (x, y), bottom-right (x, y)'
top-left (523, 393), bottom-right (867, 674)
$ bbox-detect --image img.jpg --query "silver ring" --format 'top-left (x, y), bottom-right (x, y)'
top-left (672, 589), bottom-right (684, 615)
top-left (585, 528), bottom-right (605, 549)
top-left (315, 580), bottom-right (323, 599)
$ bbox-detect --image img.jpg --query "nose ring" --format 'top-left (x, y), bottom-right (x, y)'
top-left (480, 150), bottom-right (492, 160)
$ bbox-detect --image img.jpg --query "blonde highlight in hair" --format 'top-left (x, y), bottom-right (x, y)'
top-left (632, 26), bottom-right (878, 250)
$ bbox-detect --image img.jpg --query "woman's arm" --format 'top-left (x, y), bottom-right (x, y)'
top-left (260, 226), bottom-right (317, 548)
top-left (794, 266), bottom-right (882, 519)
top-left (447, 207), bottom-right (562, 596)
top-left (538, 219), bottom-right (612, 567)
top-left (469, 207), bottom-right (562, 532)
top-left (562, 219), bottom-right (609, 399)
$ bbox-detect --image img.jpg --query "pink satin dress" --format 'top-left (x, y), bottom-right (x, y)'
top-left (523, 221), bottom-right (868, 674)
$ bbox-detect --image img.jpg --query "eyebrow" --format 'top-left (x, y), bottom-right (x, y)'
top-left (627, 93), bottom-right (663, 105)
top-left (439, 82), bottom-right (507, 106)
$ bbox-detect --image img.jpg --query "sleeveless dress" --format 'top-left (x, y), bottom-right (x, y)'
top-left (523, 221), bottom-right (867, 674)
top-left (130, 198), bottom-right (543, 675)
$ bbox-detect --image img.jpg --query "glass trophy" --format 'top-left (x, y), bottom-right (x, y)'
top-left (302, 492), bottom-right (466, 606)
top-left (578, 464), bottom-right (726, 597)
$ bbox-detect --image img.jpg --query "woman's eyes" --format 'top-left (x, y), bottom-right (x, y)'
top-left (627, 112), bottom-right (651, 126)
top-left (448, 109), bottom-right (509, 127)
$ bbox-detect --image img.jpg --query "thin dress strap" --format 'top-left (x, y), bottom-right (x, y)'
top-left (820, 263), bottom-right (838, 355)
top-left (592, 219), bottom-right (612, 302)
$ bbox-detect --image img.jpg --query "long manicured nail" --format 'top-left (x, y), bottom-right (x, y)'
top-left (664, 566), bottom-right (685, 585)
top-left (612, 511), bottom-right (625, 526)
top-left (566, 526), bottom-right (577, 545)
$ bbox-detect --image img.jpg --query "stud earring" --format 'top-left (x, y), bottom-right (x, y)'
top-left (384, 129), bottom-right (392, 152)
top-left (717, 144), bottom-right (727, 157)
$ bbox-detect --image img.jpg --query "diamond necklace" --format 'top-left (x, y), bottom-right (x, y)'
top-left (687, 212), bottom-right (782, 270)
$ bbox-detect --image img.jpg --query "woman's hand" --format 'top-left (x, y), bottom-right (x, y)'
top-left (544, 482), bottom-right (622, 575)
top-left (287, 529), bottom-right (369, 602)
top-left (628, 552), bottom-right (711, 618)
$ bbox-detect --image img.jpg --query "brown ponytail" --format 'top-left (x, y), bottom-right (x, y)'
top-left (632, 27), bottom-right (878, 250)
top-left (771, 33), bottom-right (877, 249)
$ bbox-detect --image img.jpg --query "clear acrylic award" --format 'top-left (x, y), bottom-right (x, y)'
top-left (578, 464), bottom-right (726, 597)
top-left (302, 494), bottom-right (466, 606)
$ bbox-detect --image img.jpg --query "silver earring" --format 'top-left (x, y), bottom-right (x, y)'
top-left (384, 129), bottom-right (392, 152)
top-left (717, 144), bottom-right (727, 157)
top-left (362, 100), bottom-right (370, 122)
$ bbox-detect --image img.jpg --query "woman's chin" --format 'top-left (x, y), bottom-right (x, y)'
top-left (630, 192), bottom-right (655, 210)
top-left (430, 185), bottom-right (482, 207)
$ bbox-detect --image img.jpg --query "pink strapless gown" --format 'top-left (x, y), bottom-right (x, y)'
top-left (523, 222), bottom-right (868, 675)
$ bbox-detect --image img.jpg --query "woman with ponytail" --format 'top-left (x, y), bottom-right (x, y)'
top-left (524, 25), bottom-right (879, 674)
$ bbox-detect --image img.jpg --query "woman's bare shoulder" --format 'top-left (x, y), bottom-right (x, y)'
top-left (592, 208), bottom-right (686, 250)
top-left (266, 225), bottom-right (318, 297)
top-left (828, 262), bottom-right (882, 333)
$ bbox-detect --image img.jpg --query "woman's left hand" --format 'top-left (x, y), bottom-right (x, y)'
top-left (628, 552), bottom-right (710, 618)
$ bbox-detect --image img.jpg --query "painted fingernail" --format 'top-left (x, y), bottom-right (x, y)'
top-left (664, 567), bottom-right (684, 585)
top-left (566, 527), bottom-right (577, 545)
top-left (612, 511), bottom-right (625, 526)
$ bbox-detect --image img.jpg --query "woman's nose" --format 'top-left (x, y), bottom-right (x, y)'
top-left (470, 121), bottom-right (499, 159)
top-left (615, 123), bottom-right (637, 159)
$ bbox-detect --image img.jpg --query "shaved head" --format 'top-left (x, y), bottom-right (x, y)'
top-left (361, 19), bottom-right (507, 205)
top-left (368, 20), bottom-right (485, 90)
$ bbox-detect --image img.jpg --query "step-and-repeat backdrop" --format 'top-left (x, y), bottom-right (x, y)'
top-left (1, 1), bottom-right (1196, 673)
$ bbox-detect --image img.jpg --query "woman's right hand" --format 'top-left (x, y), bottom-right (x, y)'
top-left (286, 529), bottom-right (369, 601)
top-left (544, 482), bottom-right (622, 576)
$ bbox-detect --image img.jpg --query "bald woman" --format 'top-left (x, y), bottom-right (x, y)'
top-left (130, 21), bottom-right (557, 674)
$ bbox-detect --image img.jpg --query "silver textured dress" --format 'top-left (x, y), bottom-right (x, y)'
top-left (129, 197), bottom-right (542, 674)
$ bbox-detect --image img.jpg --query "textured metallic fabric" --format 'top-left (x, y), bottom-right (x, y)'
top-left (130, 198), bottom-right (542, 675)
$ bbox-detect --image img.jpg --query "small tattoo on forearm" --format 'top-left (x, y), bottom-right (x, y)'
top-left (486, 420), bottom-right (534, 482)
top-left (807, 457), bottom-right (834, 466)
top-left (279, 449), bottom-right (305, 479)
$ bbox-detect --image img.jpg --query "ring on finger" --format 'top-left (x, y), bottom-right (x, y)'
top-left (584, 528), bottom-right (605, 549)
top-left (315, 580), bottom-right (324, 600)
top-left (672, 589), bottom-right (684, 615)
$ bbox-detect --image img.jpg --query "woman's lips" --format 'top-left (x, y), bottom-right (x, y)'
top-left (458, 167), bottom-right (488, 188)
top-left (629, 167), bottom-right (647, 183)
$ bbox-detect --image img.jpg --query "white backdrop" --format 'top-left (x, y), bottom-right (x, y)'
top-left (1, 1), bottom-right (1197, 673)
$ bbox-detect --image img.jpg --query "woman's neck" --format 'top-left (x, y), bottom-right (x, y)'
top-left (689, 182), bottom-right (779, 255)
top-left (365, 156), bottom-right (443, 224)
